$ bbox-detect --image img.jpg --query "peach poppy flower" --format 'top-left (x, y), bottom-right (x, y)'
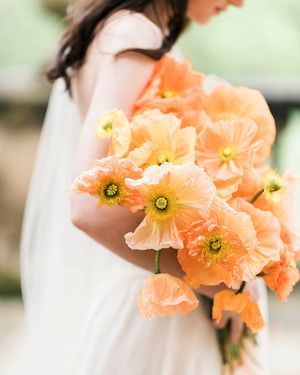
top-left (95, 109), bottom-right (131, 157)
top-left (180, 110), bottom-right (211, 134)
top-left (128, 110), bottom-right (196, 168)
top-left (201, 85), bottom-right (276, 165)
top-left (261, 170), bottom-right (285, 205)
top-left (177, 197), bottom-right (258, 289)
top-left (261, 170), bottom-right (300, 206)
top-left (232, 167), bottom-right (265, 202)
top-left (138, 273), bottom-right (199, 318)
top-left (196, 119), bottom-right (260, 197)
top-left (249, 169), bottom-right (300, 254)
top-left (134, 54), bottom-right (204, 115)
top-left (230, 198), bottom-right (282, 280)
top-left (70, 156), bottom-right (143, 210)
top-left (263, 247), bottom-right (299, 301)
top-left (266, 171), bottom-right (300, 254)
top-left (234, 168), bottom-right (300, 256)
top-left (213, 290), bottom-right (264, 332)
top-left (124, 162), bottom-right (216, 250)
top-left (214, 176), bottom-right (243, 201)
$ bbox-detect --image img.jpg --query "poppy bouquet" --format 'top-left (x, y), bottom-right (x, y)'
top-left (70, 55), bottom-right (300, 372)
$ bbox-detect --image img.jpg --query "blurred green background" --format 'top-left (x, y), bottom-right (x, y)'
top-left (0, 0), bottom-right (299, 372)
top-left (2, 0), bottom-right (300, 75)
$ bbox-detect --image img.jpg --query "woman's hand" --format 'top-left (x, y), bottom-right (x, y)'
top-left (214, 310), bottom-right (244, 344)
top-left (200, 280), bottom-right (261, 344)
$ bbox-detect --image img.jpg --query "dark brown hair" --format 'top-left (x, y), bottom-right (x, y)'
top-left (47, 0), bottom-right (189, 92)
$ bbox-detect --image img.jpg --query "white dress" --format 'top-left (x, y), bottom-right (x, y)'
top-left (14, 11), bottom-right (269, 375)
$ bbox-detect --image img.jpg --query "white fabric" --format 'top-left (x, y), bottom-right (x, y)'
top-left (13, 81), bottom-right (271, 375)
top-left (12, 11), bottom-right (269, 374)
top-left (14, 79), bottom-right (223, 375)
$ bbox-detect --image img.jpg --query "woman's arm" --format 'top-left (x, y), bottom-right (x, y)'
top-left (71, 49), bottom-right (185, 276)
top-left (70, 48), bottom-right (233, 294)
top-left (71, 49), bottom-right (246, 343)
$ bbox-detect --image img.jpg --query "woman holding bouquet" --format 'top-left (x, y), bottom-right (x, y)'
top-left (18, 1), bottom-right (271, 374)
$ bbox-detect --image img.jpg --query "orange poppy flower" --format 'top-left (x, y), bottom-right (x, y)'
top-left (95, 109), bottom-right (131, 157)
top-left (263, 247), bottom-right (299, 301)
top-left (201, 85), bottom-right (276, 165)
top-left (230, 198), bottom-right (282, 280)
top-left (138, 273), bottom-right (199, 318)
top-left (70, 156), bottom-right (144, 210)
top-left (213, 290), bottom-right (264, 332)
top-left (128, 110), bottom-right (196, 168)
top-left (178, 197), bottom-right (258, 289)
top-left (183, 275), bottom-right (202, 289)
top-left (125, 162), bottom-right (216, 250)
top-left (134, 54), bottom-right (204, 116)
top-left (196, 119), bottom-right (260, 197)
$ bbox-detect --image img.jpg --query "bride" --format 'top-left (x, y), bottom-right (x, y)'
top-left (17, 0), bottom-right (269, 374)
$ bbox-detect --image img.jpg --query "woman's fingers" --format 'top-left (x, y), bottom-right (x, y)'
top-left (213, 309), bottom-right (232, 329)
top-left (214, 315), bottom-right (228, 329)
top-left (214, 310), bottom-right (244, 344)
top-left (230, 314), bottom-right (244, 344)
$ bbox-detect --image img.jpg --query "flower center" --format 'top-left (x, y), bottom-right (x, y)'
top-left (157, 155), bottom-right (169, 166)
top-left (102, 120), bottom-right (113, 132)
top-left (219, 146), bottom-right (236, 162)
top-left (160, 90), bottom-right (176, 98)
top-left (263, 171), bottom-right (284, 204)
top-left (200, 233), bottom-right (231, 265)
top-left (155, 196), bottom-right (168, 210)
top-left (96, 114), bottom-right (114, 140)
top-left (267, 178), bottom-right (283, 193)
top-left (96, 179), bottom-right (124, 207)
top-left (104, 183), bottom-right (119, 197)
top-left (146, 188), bottom-right (178, 222)
top-left (210, 238), bottom-right (222, 252)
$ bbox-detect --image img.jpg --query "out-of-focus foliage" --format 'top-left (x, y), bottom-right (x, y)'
top-left (0, 0), bottom-right (62, 68)
top-left (1, 0), bottom-right (300, 78)
top-left (179, 0), bottom-right (300, 76)
top-left (42, 0), bottom-right (69, 16)
top-left (0, 273), bottom-right (21, 297)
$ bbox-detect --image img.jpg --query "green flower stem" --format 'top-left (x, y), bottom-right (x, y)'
top-left (155, 250), bottom-right (162, 274)
top-left (235, 281), bottom-right (246, 294)
top-left (249, 188), bottom-right (264, 205)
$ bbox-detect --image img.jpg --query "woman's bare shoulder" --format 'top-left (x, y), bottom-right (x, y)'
top-left (72, 11), bottom-right (162, 117)
top-left (94, 10), bottom-right (163, 55)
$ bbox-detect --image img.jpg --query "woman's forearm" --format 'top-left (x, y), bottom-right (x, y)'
top-left (71, 193), bottom-right (183, 276)
top-left (71, 193), bottom-right (228, 300)
top-left (70, 51), bottom-right (227, 297)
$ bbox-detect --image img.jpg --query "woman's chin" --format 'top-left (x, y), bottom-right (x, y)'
top-left (189, 13), bottom-right (217, 25)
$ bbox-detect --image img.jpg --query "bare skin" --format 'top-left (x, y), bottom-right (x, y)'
top-left (187, 0), bottom-right (243, 24)
top-left (70, 0), bottom-right (250, 343)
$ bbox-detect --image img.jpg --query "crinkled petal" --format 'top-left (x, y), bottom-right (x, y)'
top-left (213, 290), bottom-right (264, 332)
top-left (138, 273), bottom-right (199, 318)
top-left (125, 217), bottom-right (183, 250)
